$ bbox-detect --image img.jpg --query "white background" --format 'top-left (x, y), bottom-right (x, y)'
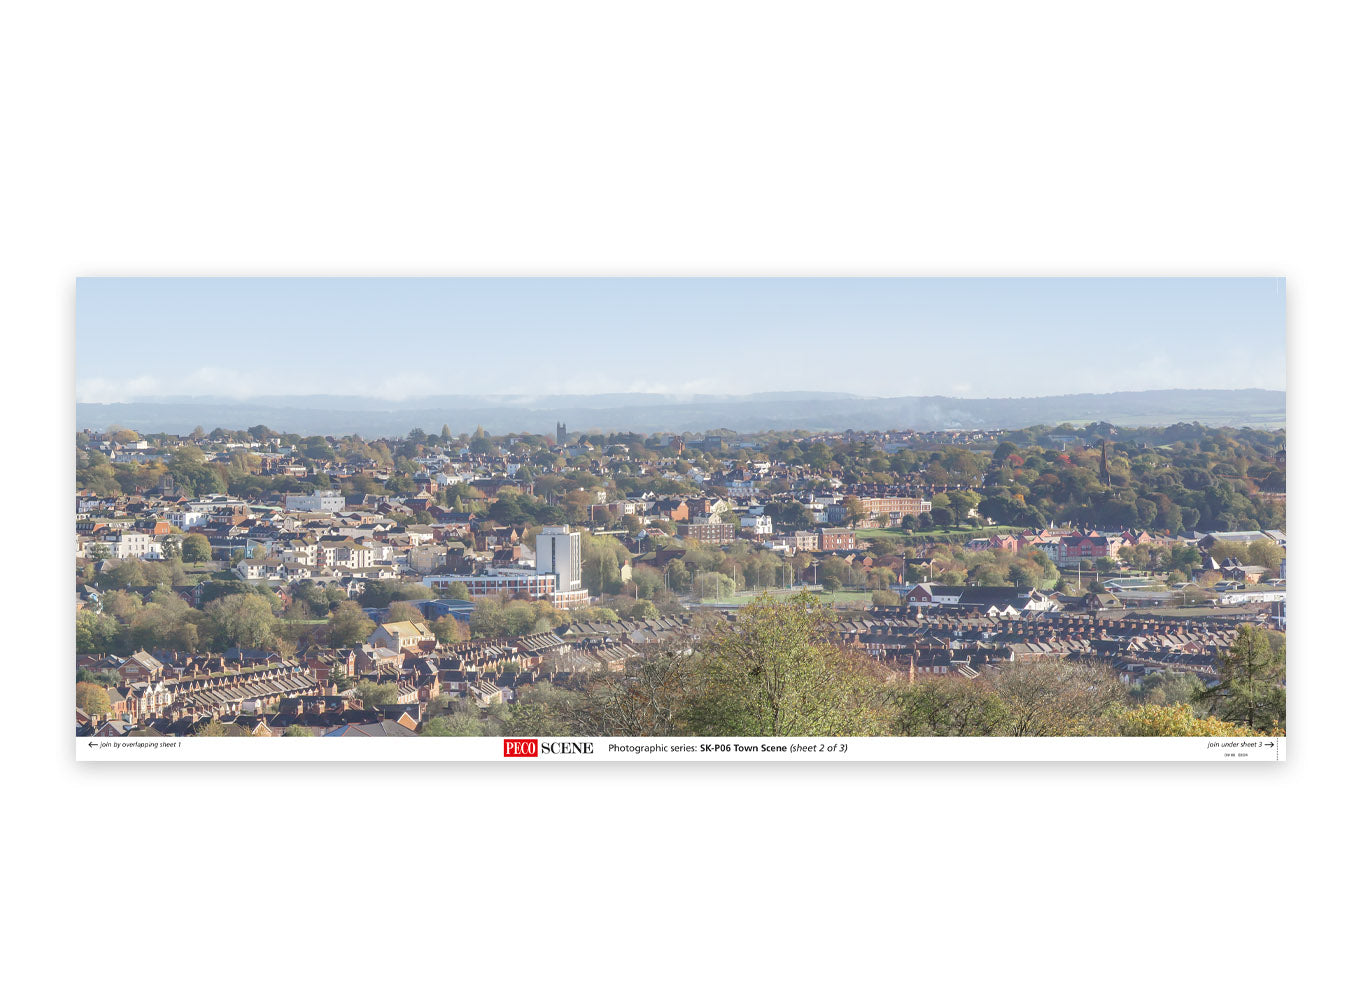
top-left (5, 2), bottom-right (1354, 993)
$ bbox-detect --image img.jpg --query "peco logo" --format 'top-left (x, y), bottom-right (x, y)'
top-left (503, 738), bottom-right (595, 758)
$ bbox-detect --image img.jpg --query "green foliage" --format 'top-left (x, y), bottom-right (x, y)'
top-left (1196, 625), bottom-right (1286, 732)
top-left (889, 677), bottom-right (1010, 736)
top-left (204, 593), bottom-right (282, 651)
top-left (384, 600), bottom-right (426, 624)
top-left (1117, 704), bottom-right (1257, 737)
top-left (684, 594), bottom-right (887, 736)
top-left (291, 580), bottom-right (347, 617)
top-left (622, 598), bottom-right (660, 620)
top-left (431, 614), bottom-right (470, 645)
top-left (469, 597), bottom-right (564, 639)
top-left (359, 580), bottom-right (435, 608)
top-left (354, 680), bottom-right (400, 707)
top-left (327, 601), bottom-right (374, 647)
top-left (692, 571), bottom-right (736, 600)
top-left (180, 534), bottom-right (213, 562)
top-left (1131, 671), bottom-right (1207, 709)
top-left (441, 581), bottom-right (471, 601)
top-left (421, 713), bottom-right (486, 736)
top-left (76, 611), bottom-right (121, 653)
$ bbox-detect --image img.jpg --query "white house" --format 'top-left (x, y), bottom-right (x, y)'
top-left (285, 490), bottom-right (346, 514)
top-left (740, 514), bottom-right (774, 535)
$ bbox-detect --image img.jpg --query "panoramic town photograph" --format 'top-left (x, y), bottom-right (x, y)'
top-left (74, 277), bottom-right (1287, 742)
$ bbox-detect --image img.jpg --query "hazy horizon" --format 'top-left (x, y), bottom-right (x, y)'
top-left (76, 388), bottom-right (1286, 437)
top-left (76, 278), bottom-right (1286, 404)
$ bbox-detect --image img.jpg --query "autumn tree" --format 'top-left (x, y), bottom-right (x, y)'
top-left (431, 614), bottom-right (470, 645)
top-left (992, 658), bottom-right (1127, 736)
top-left (563, 643), bottom-right (702, 736)
top-left (76, 682), bottom-right (112, 718)
top-left (1117, 704), bottom-right (1257, 737)
top-left (384, 601), bottom-right (426, 624)
top-left (842, 496), bottom-right (867, 529)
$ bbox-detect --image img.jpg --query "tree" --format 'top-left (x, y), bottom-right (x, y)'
top-left (842, 496), bottom-right (867, 529)
top-left (992, 658), bottom-right (1127, 736)
top-left (76, 611), bottom-right (120, 653)
top-left (621, 598), bottom-right (660, 620)
top-left (76, 682), bottom-right (112, 718)
top-left (354, 680), bottom-right (400, 707)
top-left (442, 581), bottom-right (471, 601)
top-left (1131, 670), bottom-right (1207, 709)
top-left (1246, 538), bottom-right (1285, 575)
top-left (205, 593), bottom-right (281, 650)
top-left (685, 594), bottom-right (887, 736)
top-left (360, 580), bottom-right (435, 608)
top-left (582, 550), bottom-right (623, 596)
top-left (1117, 703), bottom-right (1256, 737)
top-left (431, 614), bottom-right (470, 645)
top-left (469, 599), bottom-right (507, 638)
top-left (559, 644), bottom-right (701, 736)
top-left (500, 602), bottom-right (539, 637)
top-left (890, 676), bottom-right (1010, 736)
top-left (181, 533), bottom-right (212, 563)
top-left (101, 558), bottom-right (148, 590)
top-left (1007, 562), bottom-right (1041, 589)
top-left (384, 601), bottom-right (425, 624)
top-left (1196, 625), bottom-right (1286, 732)
top-left (283, 725), bottom-right (316, 736)
top-left (327, 601), bottom-right (374, 647)
top-left (422, 713), bottom-right (486, 736)
top-left (127, 594), bottom-right (203, 652)
top-left (692, 571), bottom-right (736, 601)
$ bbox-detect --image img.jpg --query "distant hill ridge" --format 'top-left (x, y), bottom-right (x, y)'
top-left (77, 388), bottom-right (1285, 436)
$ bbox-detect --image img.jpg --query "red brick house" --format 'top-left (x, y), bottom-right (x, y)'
top-left (819, 528), bottom-right (856, 551)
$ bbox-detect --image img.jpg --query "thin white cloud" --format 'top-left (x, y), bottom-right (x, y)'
top-left (76, 375), bottom-right (163, 403)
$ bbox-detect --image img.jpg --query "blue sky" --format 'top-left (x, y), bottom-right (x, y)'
top-left (76, 277), bottom-right (1285, 401)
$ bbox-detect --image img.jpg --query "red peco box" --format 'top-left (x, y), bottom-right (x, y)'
top-left (503, 738), bottom-right (539, 757)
